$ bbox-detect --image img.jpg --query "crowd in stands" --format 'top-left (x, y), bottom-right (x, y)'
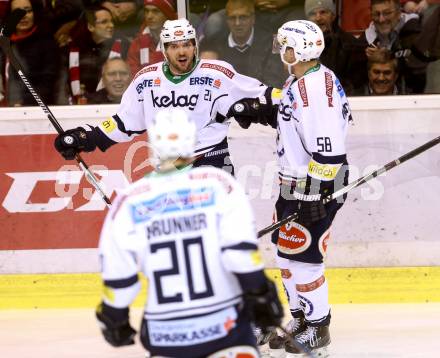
top-left (0, 0), bottom-right (439, 107)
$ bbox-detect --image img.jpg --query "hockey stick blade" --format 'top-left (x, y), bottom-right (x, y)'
top-left (0, 8), bottom-right (26, 38)
top-left (258, 135), bottom-right (440, 238)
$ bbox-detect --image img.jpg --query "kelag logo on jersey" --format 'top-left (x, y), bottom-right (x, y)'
top-left (151, 90), bottom-right (199, 110)
top-left (130, 188), bottom-right (215, 223)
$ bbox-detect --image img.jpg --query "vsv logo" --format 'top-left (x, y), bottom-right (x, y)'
top-left (151, 90), bottom-right (199, 110)
top-left (278, 103), bottom-right (299, 122)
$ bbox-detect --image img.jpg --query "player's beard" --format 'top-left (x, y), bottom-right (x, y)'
top-left (169, 55), bottom-right (195, 75)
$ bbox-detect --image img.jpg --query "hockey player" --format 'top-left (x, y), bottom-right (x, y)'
top-left (54, 18), bottom-right (274, 173)
top-left (95, 108), bottom-right (284, 358)
top-left (227, 20), bottom-right (352, 357)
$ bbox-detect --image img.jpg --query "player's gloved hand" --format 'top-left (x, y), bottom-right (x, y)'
top-left (96, 302), bottom-right (136, 347)
top-left (54, 127), bottom-right (97, 160)
top-left (226, 99), bottom-right (258, 129)
top-left (243, 279), bottom-right (283, 333)
top-left (226, 88), bottom-right (278, 129)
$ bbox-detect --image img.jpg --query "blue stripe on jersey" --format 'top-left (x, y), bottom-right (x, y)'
top-left (335, 78), bottom-right (346, 98)
top-left (104, 274), bottom-right (139, 288)
top-left (221, 242), bottom-right (258, 252)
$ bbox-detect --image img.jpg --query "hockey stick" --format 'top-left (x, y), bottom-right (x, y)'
top-left (258, 135), bottom-right (440, 238)
top-left (0, 9), bottom-right (111, 207)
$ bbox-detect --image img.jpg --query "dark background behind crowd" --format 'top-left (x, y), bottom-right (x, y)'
top-left (0, 0), bottom-right (439, 107)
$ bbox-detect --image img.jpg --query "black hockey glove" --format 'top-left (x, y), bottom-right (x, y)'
top-left (96, 302), bottom-right (136, 347)
top-left (227, 88), bottom-right (278, 129)
top-left (54, 127), bottom-right (97, 160)
top-left (243, 279), bottom-right (283, 333)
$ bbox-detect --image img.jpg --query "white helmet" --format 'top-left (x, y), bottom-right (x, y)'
top-left (149, 109), bottom-right (197, 162)
top-left (275, 20), bottom-right (324, 67)
top-left (160, 18), bottom-right (198, 58)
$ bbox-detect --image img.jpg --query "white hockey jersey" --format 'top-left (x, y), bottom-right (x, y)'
top-left (276, 64), bottom-right (352, 182)
top-left (98, 59), bottom-right (267, 155)
top-left (98, 166), bottom-right (264, 321)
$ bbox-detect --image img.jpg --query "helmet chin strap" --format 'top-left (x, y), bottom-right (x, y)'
top-left (280, 49), bottom-right (299, 75)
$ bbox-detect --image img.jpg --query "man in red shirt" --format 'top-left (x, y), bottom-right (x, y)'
top-left (127, 0), bottom-right (177, 75)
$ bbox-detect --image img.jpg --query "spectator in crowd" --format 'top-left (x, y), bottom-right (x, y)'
top-left (0, 0), bottom-right (62, 106)
top-left (0, 0), bottom-right (8, 18)
top-left (203, 0), bottom-right (303, 40)
top-left (359, 0), bottom-right (427, 93)
top-left (60, 5), bottom-right (130, 104)
top-left (101, 0), bottom-right (143, 40)
top-left (127, 0), bottom-right (176, 75)
top-left (199, 0), bottom-right (227, 39)
top-left (410, 1), bottom-right (440, 93)
top-left (254, 0), bottom-right (304, 35)
top-left (401, 0), bottom-right (429, 14)
top-left (86, 57), bottom-right (131, 103)
top-left (355, 48), bottom-right (400, 95)
top-left (304, 0), bottom-right (365, 93)
top-left (200, 0), bottom-right (286, 87)
top-left (0, 74), bottom-right (4, 105)
top-left (43, 0), bottom-right (83, 47)
top-left (199, 38), bottom-right (220, 59)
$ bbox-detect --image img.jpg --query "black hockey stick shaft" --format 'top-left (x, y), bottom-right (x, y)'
top-left (258, 135), bottom-right (440, 238)
top-left (0, 10), bottom-right (111, 206)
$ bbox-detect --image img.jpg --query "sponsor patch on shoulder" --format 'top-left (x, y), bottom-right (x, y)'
top-left (201, 63), bottom-right (235, 78)
top-left (325, 72), bottom-right (334, 107)
top-left (298, 78), bottom-right (308, 107)
top-left (134, 65), bottom-right (158, 79)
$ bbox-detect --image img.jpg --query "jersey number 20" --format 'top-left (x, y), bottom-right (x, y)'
top-left (151, 237), bottom-right (214, 304)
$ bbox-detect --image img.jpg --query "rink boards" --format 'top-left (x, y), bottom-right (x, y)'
top-left (1, 267), bottom-right (440, 309)
top-left (0, 96), bottom-right (440, 305)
